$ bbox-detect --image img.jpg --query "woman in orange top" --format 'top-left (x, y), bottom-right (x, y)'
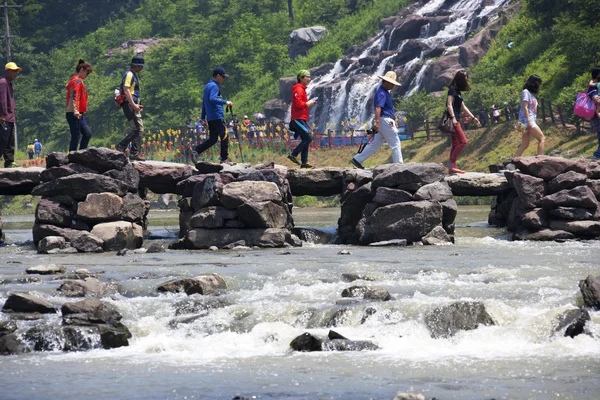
top-left (66, 59), bottom-right (93, 151)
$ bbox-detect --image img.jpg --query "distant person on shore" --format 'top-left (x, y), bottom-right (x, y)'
top-left (26, 142), bottom-right (34, 159)
top-left (350, 71), bottom-right (402, 169)
top-left (0, 62), bottom-right (21, 168)
top-left (445, 70), bottom-right (479, 174)
top-left (34, 138), bottom-right (42, 158)
top-left (491, 104), bottom-right (501, 124)
top-left (66, 59), bottom-right (93, 152)
top-left (116, 56), bottom-right (146, 161)
top-left (287, 69), bottom-right (316, 169)
top-left (191, 66), bottom-right (233, 165)
top-left (587, 66), bottom-right (600, 160)
top-left (513, 74), bottom-right (545, 157)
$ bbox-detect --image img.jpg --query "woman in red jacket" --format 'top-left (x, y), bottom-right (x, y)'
top-left (287, 69), bottom-right (317, 169)
top-left (66, 59), bottom-right (93, 151)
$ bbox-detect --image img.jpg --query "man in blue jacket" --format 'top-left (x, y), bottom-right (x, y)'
top-left (191, 67), bottom-right (233, 164)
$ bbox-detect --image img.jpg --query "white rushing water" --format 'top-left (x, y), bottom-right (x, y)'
top-left (0, 207), bottom-right (599, 400)
top-left (306, 0), bottom-right (513, 132)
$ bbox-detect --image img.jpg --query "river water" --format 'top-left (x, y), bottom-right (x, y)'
top-left (0, 206), bottom-right (599, 400)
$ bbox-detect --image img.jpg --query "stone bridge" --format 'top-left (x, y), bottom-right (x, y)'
top-left (0, 162), bottom-right (509, 198)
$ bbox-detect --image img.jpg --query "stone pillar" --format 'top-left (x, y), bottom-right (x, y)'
top-left (31, 148), bottom-right (148, 253)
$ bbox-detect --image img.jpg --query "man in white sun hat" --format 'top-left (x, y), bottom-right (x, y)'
top-left (351, 70), bottom-right (402, 169)
top-left (0, 62), bottom-right (22, 168)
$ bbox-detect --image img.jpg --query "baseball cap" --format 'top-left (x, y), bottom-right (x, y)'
top-left (5, 62), bottom-right (22, 72)
top-left (213, 66), bottom-right (229, 78)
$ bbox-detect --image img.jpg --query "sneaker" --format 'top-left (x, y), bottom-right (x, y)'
top-left (190, 150), bottom-right (199, 164)
top-left (7, 162), bottom-right (18, 168)
top-left (300, 162), bottom-right (314, 169)
top-left (287, 154), bottom-right (301, 166)
top-left (130, 153), bottom-right (145, 162)
top-left (115, 145), bottom-right (127, 153)
top-left (350, 158), bottom-right (364, 169)
top-left (221, 158), bottom-right (234, 165)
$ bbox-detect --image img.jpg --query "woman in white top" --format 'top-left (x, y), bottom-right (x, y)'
top-left (513, 74), bottom-right (545, 157)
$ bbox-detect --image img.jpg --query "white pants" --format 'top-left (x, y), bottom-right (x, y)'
top-left (355, 117), bottom-right (403, 164)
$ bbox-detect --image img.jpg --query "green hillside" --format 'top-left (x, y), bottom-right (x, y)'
top-left (2, 0), bottom-right (599, 153)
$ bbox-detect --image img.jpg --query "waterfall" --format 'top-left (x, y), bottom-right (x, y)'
top-left (298, 0), bottom-right (513, 132)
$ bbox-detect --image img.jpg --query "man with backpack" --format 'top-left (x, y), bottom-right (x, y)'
top-left (34, 138), bottom-right (42, 158)
top-left (116, 56), bottom-right (146, 161)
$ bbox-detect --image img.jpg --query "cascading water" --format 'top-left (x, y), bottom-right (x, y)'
top-left (303, 0), bottom-right (512, 132)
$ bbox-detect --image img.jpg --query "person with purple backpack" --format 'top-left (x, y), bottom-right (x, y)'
top-left (587, 67), bottom-right (600, 160)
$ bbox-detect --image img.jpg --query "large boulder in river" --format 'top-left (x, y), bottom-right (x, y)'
top-left (360, 200), bottom-right (442, 244)
top-left (2, 292), bottom-right (56, 314)
top-left (76, 193), bottom-right (124, 223)
top-left (57, 277), bottom-right (117, 298)
top-left (40, 163), bottom-right (96, 182)
top-left (157, 273), bottom-right (227, 296)
top-left (220, 181), bottom-right (282, 209)
top-left (372, 163), bottom-right (445, 191)
top-left (237, 201), bottom-right (290, 229)
top-left (511, 172), bottom-right (546, 208)
top-left (61, 298), bottom-right (122, 324)
top-left (133, 160), bottom-right (195, 194)
top-left (424, 301), bottom-right (495, 338)
top-left (511, 156), bottom-right (588, 181)
top-left (90, 221), bottom-right (143, 251)
top-left (35, 198), bottom-right (73, 227)
top-left (286, 168), bottom-right (345, 196)
top-left (539, 186), bottom-right (598, 209)
top-left (32, 224), bottom-right (104, 252)
top-left (579, 275), bottom-right (600, 310)
top-left (0, 166), bottom-right (44, 195)
top-left (186, 228), bottom-right (295, 249)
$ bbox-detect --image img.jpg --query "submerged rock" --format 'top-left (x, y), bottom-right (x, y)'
top-left (425, 301), bottom-right (495, 339)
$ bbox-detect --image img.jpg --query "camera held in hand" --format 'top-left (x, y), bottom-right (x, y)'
top-left (366, 127), bottom-right (377, 135)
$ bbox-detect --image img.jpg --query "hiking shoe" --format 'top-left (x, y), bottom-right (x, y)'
top-left (287, 154), bottom-right (301, 166)
top-left (300, 162), bottom-right (314, 169)
top-left (350, 158), bottom-right (364, 169)
top-left (190, 150), bottom-right (199, 164)
top-left (221, 158), bottom-right (234, 165)
top-left (130, 153), bottom-right (145, 162)
top-left (115, 145), bottom-right (127, 153)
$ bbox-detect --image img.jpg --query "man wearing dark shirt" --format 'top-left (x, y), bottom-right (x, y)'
top-left (0, 62), bottom-right (21, 168)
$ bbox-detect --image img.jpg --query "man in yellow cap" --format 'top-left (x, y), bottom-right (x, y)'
top-left (0, 62), bottom-right (21, 168)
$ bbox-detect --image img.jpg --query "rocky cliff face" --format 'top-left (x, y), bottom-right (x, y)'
top-left (267, 0), bottom-right (517, 131)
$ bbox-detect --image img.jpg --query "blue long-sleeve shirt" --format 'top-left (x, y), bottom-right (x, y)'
top-left (201, 79), bottom-right (227, 121)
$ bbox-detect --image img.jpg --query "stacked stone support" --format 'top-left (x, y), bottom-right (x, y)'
top-left (31, 148), bottom-right (148, 253)
top-left (489, 156), bottom-right (600, 240)
top-left (338, 163), bottom-right (456, 245)
top-left (173, 163), bottom-right (301, 249)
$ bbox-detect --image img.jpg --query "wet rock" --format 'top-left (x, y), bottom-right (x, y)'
top-left (328, 307), bottom-right (352, 327)
top-left (62, 325), bottom-right (101, 351)
top-left (2, 292), bottom-right (56, 314)
top-left (32, 224), bottom-right (104, 252)
top-left (62, 298), bottom-right (122, 324)
top-left (425, 301), bottom-right (495, 338)
top-left (90, 221), bottom-right (143, 251)
top-left (191, 175), bottom-right (222, 210)
top-left (57, 277), bottom-right (117, 298)
top-left (360, 307), bottom-right (377, 324)
top-left (37, 236), bottom-right (69, 254)
top-left (322, 339), bottom-right (379, 351)
top-left (146, 243), bottom-right (165, 253)
top-left (173, 296), bottom-right (231, 316)
top-left (98, 323), bottom-right (131, 349)
top-left (0, 277), bottom-right (41, 285)
top-left (368, 239), bottom-right (408, 246)
top-left (579, 275), bottom-right (600, 310)
top-left (290, 332), bottom-right (322, 352)
top-left (393, 393), bottom-right (426, 400)
top-left (222, 240), bottom-right (246, 250)
top-left (338, 249), bottom-right (352, 255)
top-left (422, 226), bottom-right (452, 245)
top-left (341, 286), bottom-right (368, 298)
top-left (554, 308), bottom-right (590, 338)
top-left (548, 220), bottom-right (600, 237)
top-left (157, 273), bottom-right (227, 296)
top-left (338, 182), bottom-right (373, 244)
top-left (522, 209), bottom-right (549, 230)
top-left (342, 273), bottom-right (375, 282)
top-left (293, 227), bottom-right (335, 244)
top-left (513, 229), bottom-right (574, 241)
top-left (0, 320), bottom-right (17, 337)
top-left (120, 193), bottom-right (146, 223)
top-left (26, 263), bottom-right (66, 275)
top-left (187, 228), bottom-right (295, 249)
top-left (364, 288), bottom-right (392, 301)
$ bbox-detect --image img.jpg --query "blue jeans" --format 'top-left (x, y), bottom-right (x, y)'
top-left (66, 112), bottom-right (92, 152)
top-left (290, 120), bottom-right (312, 163)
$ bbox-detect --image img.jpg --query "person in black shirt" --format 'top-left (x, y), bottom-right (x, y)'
top-left (445, 70), bottom-right (479, 174)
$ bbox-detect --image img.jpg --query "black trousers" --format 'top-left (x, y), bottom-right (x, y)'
top-left (290, 119), bottom-right (312, 163)
top-left (195, 119), bottom-right (228, 161)
top-left (0, 122), bottom-right (15, 167)
top-left (66, 112), bottom-right (92, 152)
